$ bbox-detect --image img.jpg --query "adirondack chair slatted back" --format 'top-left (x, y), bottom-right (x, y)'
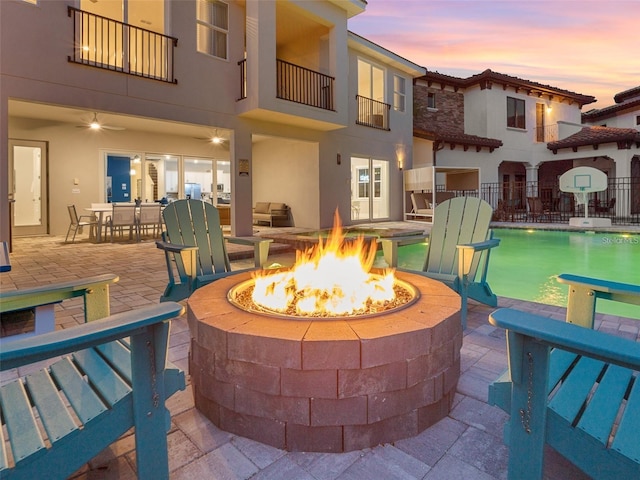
top-left (162, 199), bottom-right (231, 278)
top-left (0, 302), bottom-right (185, 479)
top-left (424, 196), bottom-right (492, 281)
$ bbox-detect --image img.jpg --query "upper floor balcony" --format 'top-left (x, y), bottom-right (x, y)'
top-left (356, 95), bottom-right (390, 131)
top-left (238, 59), bottom-right (334, 112)
top-left (67, 6), bottom-right (178, 84)
top-left (237, 57), bottom-right (345, 131)
top-left (534, 124), bottom-right (559, 143)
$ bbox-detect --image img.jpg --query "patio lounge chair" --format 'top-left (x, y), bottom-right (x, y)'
top-left (488, 275), bottom-right (640, 479)
top-left (402, 196), bottom-right (500, 329)
top-left (156, 199), bottom-right (272, 302)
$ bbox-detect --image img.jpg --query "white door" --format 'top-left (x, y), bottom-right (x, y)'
top-left (351, 156), bottom-right (389, 221)
top-left (9, 140), bottom-right (48, 236)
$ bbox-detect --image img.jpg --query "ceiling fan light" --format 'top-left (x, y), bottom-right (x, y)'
top-left (90, 113), bottom-right (101, 130)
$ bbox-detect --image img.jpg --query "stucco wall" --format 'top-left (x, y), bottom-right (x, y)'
top-left (252, 136), bottom-right (319, 229)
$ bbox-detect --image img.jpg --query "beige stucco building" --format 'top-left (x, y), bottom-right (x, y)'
top-left (1, 0), bottom-right (424, 245)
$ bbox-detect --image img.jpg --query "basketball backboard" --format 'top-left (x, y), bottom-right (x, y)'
top-left (559, 166), bottom-right (607, 193)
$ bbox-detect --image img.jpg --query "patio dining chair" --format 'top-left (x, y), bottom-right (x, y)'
top-left (526, 196), bottom-right (546, 222)
top-left (65, 204), bottom-right (97, 243)
top-left (138, 203), bottom-right (163, 238)
top-left (107, 203), bottom-right (139, 242)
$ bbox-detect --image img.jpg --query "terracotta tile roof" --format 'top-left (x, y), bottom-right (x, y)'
top-left (419, 69), bottom-right (596, 107)
top-left (582, 96), bottom-right (640, 122)
top-left (547, 126), bottom-right (640, 152)
top-left (614, 86), bottom-right (640, 104)
top-left (414, 127), bottom-right (503, 151)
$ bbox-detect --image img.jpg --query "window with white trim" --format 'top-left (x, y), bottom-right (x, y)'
top-left (427, 92), bottom-right (436, 109)
top-left (393, 75), bottom-right (406, 112)
top-left (197, 0), bottom-right (228, 60)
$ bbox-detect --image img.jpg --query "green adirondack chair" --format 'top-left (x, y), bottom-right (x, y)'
top-left (0, 301), bottom-right (186, 480)
top-left (156, 199), bottom-right (272, 302)
top-left (488, 276), bottom-right (640, 479)
top-left (402, 196), bottom-right (500, 329)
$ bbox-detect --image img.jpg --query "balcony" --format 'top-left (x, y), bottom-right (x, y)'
top-left (68, 6), bottom-right (178, 84)
top-left (356, 95), bottom-right (390, 130)
top-left (276, 60), bottom-right (334, 111)
top-left (238, 59), bottom-right (334, 112)
top-left (534, 124), bottom-right (559, 143)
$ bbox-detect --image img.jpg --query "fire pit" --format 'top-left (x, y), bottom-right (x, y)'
top-left (187, 214), bottom-right (462, 452)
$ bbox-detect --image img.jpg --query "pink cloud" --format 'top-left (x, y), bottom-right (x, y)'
top-left (349, 1), bottom-right (639, 108)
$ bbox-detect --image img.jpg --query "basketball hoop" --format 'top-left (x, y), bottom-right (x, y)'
top-left (559, 167), bottom-right (607, 222)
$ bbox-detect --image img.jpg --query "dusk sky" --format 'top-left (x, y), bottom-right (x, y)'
top-left (348, 1), bottom-right (639, 110)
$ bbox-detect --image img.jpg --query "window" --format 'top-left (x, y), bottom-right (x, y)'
top-left (535, 103), bottom-right (545, 142)
top-left (427, 92), bottom-right (436, 109)
top-left (636, 115), bottom-right (640, 126)
top-left (507, 97), bottom-right (525, 129)
top-left (357, 168), bottom-right (370, 198)
top-left (393, 75), bottom-right (406, 112)
top-left (197, 0), bottom-right (228, 59)
top-left (358, 59), bottom-right (384, 102)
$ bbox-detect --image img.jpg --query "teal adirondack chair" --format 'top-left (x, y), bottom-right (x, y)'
top-left (403, 196), bottom-right (500, 329)
top-left (488, 275), bottom-right (640, 479)
top-left (156, 199), bottom-right (271, 302)
top-left (0, 302), bottom-right (186, 480)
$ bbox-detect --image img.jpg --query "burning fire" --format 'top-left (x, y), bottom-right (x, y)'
top-left (251, 211), bottom-right (397, 316)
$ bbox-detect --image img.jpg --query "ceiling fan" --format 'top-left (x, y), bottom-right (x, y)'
top-left (76, 112), bottom-right (125, 131)
top-left (195, 130), bottom-right (228, 148)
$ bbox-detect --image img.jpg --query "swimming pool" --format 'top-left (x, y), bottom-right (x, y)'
top-left (375, 228), bottom-right (640, 320)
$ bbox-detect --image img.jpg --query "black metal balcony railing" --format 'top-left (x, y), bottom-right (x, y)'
top-left (237, 58), bottom-right (334, 111)
top-left (238, 59), bottom-right (247, 100)
top-left (68, 6), bottom-right (178, 84)
top-left (276, 59), bottom-right (334, 111)
top-left (356, 95), bottom-right (390, 130)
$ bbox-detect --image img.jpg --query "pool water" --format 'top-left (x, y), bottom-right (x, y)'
top-left (375, 228), bottom-right (640, 320)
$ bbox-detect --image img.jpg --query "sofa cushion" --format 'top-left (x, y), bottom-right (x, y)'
top-left (270, 203), bottom-right (287, 212)
top-left (254, 202), bottom-right (271, 214)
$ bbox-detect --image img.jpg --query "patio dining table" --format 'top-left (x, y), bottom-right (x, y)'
top-left (85, 206), bottom-right (113, 243)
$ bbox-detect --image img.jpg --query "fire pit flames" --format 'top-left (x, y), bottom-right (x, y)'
top-left (229, 211), bottom-right (416, 317)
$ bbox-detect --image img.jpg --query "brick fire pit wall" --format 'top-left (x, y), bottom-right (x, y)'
top-left (187, 270), bottom-right (462, 453)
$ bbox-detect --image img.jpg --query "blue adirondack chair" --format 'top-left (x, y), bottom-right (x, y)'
top-left (488, 275), bottom-right (640, 479)
top-left (0, 302), bottom-right (186, 480)
top-left (402, 196), bottom-right (500, 329)
top-left (156, 199), bottom-right (272, 302)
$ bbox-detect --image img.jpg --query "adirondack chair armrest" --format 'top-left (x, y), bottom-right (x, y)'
top-left (226, 236), bottom-right (274, 268)
top-left (556, 273), bottom-right (640, 328)
top-left (0, 273), bottom-right (119, 313)
top-left (489, 308), bottom-right (640, 371)
top-left (155, 240), bottom-right (199, 255)
top-left (557, 273), bottom-right (640, 302)
top-left (0, 302), bottom-right (185, 371)
top-left (0, 241), bottom-right (10, 272)
top-left (456, 238), bottom-right (500, 276)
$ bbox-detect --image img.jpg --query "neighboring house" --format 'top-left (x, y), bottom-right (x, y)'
top-left (410, 69), bottom-right (640, 222)
top-left (1, 0), bottom-right (424, 244)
